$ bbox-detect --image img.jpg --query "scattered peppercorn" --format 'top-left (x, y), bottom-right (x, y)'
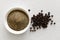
top-left (41, 10), bottom-right (43, 12)
top-left (30, 27), bottom-right (32, 29)
top-left (30, 30), bottom-right (36, 32)
top-left (50, 22), bottom-right (53, 25)
top-left (48, 12), bottom-right (50, 16)
top-left (54, 22), bottom-right (56, 25)
top-left (28, 9), bottom-right (30, 12)
top-left (51, 15), bottom-right (53, 17)
top-left (30, 10), bottom-right (56, 32)
top-left (34, 29), bottom-right (36, 31)
top-left (37, 27), bottom-right (39, 30)
top-left (51, 20), bottom-right (53, 23)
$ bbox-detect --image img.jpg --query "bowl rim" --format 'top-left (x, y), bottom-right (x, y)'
top-left (4, 7), bottom-right (31, 34)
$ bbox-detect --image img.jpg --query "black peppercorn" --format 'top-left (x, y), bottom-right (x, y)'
top-left (48, 12), bottom-right (50, 16)
top-left (28, 9), bottom-right (30, 12)
top-left (30, 10), bottom-right (55, 32)
top-left (51, 20), bottom-right (53, 22)
top-left (50, 22), bottom-right (52, 25)
top-left (51, 15), bottom-right (53, 17)
top-left (41, 10), bottom-right (43, 12)
top-left (30, 27), bottom-right (32, 29)
top-left (54, 22), bottom-right (56, 25)
top-left (37, 27), bottom-right (39, 29)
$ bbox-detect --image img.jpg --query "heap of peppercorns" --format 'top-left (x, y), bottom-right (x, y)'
top-left (28, 10), bottom-right (56, 32)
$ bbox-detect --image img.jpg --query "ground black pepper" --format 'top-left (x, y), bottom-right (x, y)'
top-left (7, 9), bottom-right (29, 31)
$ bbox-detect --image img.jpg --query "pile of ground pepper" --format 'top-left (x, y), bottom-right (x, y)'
top-left (7, 10), bottom-right (29, 31)
top-left (29, 10), bottom-right (56, 32)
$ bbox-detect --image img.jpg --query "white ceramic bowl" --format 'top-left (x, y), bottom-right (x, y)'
top-left (4, 7), bottom-right (31, 34)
